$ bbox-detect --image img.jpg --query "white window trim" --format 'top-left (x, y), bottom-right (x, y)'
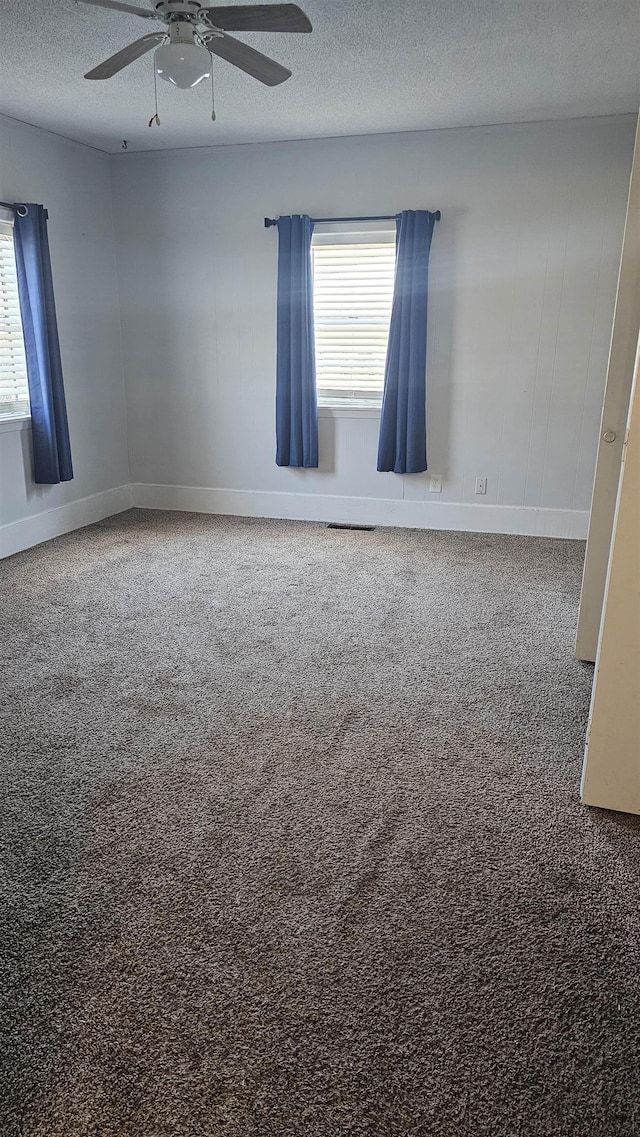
top-left (312, 220), bottom-right (396, 414)
top-left (318, 406), bottom-right (380, 419)
top-left (0, 208), bottom-right (31, 424)
top-left (0, 414), bottom-right (31, 435)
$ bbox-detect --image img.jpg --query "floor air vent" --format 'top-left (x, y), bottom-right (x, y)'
top-left (327, 523), bottom-right (375, 531)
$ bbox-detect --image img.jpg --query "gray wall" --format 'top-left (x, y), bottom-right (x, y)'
top-left (0, 113), bottom-right (636, 544)
top-left (0, 115), bottom-right (129, 534)
top-left (111, 115), bottom-right (635, 533)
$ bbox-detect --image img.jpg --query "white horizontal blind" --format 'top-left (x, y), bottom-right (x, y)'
top-left (0, 219), bottom-right (30, 417)
top-left (312, 233), bottom-right (396, 408)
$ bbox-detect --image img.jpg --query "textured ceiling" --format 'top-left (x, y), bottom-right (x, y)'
top-left (0, 0), bottom-right (638, 152)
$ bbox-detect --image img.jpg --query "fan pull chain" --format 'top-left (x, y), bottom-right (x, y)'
top-left (148, 53), bottom-right (160, 128)
top-left (210, 58), bottom-right (216, 122)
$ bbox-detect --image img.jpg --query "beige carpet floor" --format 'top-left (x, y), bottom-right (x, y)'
top-left (1, 508), bottom-right (639, 1137)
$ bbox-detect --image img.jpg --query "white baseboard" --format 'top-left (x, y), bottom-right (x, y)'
top-left (0, 484), bottom-right (134, 560)
top-left (131, 483), bottom-right (589, 539)
top-left (1, 482), bottom-right (588, 558)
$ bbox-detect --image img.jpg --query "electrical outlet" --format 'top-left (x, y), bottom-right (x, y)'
top-left (429, 475), bottom-right (442, 493)
top-left (475, 477), bottom-right (487, 495)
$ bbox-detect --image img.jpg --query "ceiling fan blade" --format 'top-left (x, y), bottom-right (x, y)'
top-left (85, 33), bottom-right (165, 79)
top-left (76, 0), bottom-right (159, 18)
top-left (201, 5), bottom-right (312, 32)
top-left (205, 33), bottom-right (291, 84)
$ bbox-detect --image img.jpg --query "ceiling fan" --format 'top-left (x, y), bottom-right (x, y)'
top-left (78, 0), bottom-right (312, 89)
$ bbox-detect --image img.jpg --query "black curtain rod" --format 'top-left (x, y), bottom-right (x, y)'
top-left (0, 201), bottom-right (28, 216)
top-left (264, 210), bottom-right (441, 228)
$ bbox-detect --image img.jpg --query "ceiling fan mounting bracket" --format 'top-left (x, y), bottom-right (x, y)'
top-left (154, 1), bottom-right (201, 20)
top-left (152, 3), bottom-right (229, 37)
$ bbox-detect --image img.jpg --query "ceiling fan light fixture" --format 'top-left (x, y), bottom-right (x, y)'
top-left (154, 42), bottom-right (212, 88)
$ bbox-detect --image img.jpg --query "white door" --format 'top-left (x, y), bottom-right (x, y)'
top-left (576, 113), bottom-right (640, 661)
top-left (581, 333), bottom-right (640, 814)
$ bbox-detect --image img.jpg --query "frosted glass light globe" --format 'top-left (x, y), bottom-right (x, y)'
top-left (155, 43), bottom-right (212, 89)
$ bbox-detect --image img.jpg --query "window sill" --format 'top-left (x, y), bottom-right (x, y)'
top-left (318, 407), bottom-right (381, 419)
top-left (0, 415), bottom-right (31, 434)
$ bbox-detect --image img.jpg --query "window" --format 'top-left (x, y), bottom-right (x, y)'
top-left (312, 225), bottom-right (396, 410)
top-left (0, 217), bottom-right (30, 419)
